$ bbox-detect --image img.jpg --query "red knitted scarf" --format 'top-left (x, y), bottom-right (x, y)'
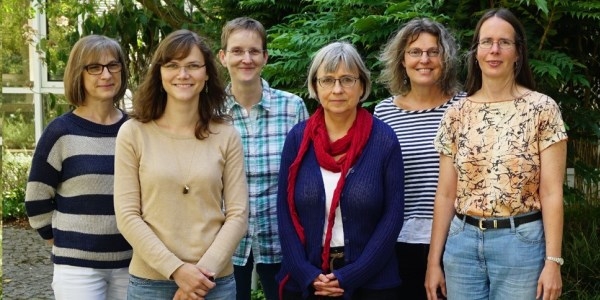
top-left (287, 106), bottom-right (373, 271)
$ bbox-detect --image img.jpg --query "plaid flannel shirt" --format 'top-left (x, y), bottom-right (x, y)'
top-left (226, 79), bottom-right (308, 265)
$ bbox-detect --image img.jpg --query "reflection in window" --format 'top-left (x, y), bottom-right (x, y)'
top-left (1, 94), bottom-right (36, 149)
top-left (1, 0), bottom-right (31, 87)
top-left (43, 93), bottom-right (71, 127)
top-left (44, 0), bottom-right (79, 81)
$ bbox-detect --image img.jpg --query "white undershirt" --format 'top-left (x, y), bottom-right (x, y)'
top-left (321, 168), bottom-right (344, 247)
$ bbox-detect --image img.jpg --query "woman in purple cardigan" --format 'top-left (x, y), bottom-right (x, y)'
top-left (276, 41), bottom-right (405, 299)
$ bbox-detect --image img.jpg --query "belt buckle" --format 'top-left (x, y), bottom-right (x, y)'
top-left (478, 218), bottom-right (498, 230)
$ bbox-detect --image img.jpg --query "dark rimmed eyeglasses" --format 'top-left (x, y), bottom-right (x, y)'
top-left (84, 62), bottom-right (123, 75)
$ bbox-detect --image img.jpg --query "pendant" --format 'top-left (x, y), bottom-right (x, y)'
top-left (183, 185), bottom-right (190, 194)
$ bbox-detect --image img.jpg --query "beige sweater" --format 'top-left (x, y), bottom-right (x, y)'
top-left (114, 119), bottom-right (248, 280)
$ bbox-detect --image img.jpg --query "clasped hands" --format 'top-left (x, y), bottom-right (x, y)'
top-left (313, 273), bottom-right (344, 297)
top-left (172, 263), bottom-right (216, 300)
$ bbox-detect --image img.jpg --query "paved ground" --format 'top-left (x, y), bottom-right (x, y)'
top-left (2, 222), bottom-right (54, 299)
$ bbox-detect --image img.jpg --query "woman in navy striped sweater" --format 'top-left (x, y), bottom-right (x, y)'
top-left (25, 35), bottom-right (132, 300)
top-left (374, 18), bottom-right (464, 299)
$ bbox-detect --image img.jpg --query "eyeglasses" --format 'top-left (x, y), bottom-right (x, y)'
top-left (316, 76), bottom-right (359, 89)
top-left (161, 63), bottom-right (206, 72)
top-left (478, 38), bottom-right (515, 49)
top-left (226, 48), bottom-right (265, 57)
top-left (84, 63), bottom-right (122, 75)
top-left (406, 48), bottom-right (440, 58)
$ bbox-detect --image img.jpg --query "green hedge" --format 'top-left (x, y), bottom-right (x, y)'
top-left (1, 149), bottom-right (30, 220)
top-left (562, 204), bottom-right (600, 299)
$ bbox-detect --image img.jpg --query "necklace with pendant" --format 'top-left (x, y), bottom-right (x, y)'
top-left (181, 141), bottom-right (200, 195)
top-left (156, 119), bottom-right (200, 195)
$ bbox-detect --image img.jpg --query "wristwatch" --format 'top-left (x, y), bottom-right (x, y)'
top-left (546, 256), bottom-right (564, 266)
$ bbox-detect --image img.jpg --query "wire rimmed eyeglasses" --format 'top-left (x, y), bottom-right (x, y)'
top-left (161, 63), bottom-right (206, 72)
top-left (478, 39), bottom-right (515, 49)
top-left (84, 63), bottom-right (123, 75)
top-left (226, 48), bottom-right (265, 57)
top-left (406, 48), bottom-right (440, 58)
top-left (316, 76), bottom-right (359, 89)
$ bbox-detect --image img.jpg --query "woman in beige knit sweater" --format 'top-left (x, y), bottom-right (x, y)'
top-left (114, 29), bottom-right (248, 300)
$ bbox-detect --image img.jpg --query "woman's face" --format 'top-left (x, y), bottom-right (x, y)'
top-left (402, 32), bottom-right (443, 89)
top-left (315, 63), bottom-right (364, 119)
top-left (219, 29), bottom-right (267, 85)
top-left (476, 16), bottom-right (519, 82)
top-left (82, 53), bottom-right (122, 103)
top-left (160, 46), bottom-right (208, 104)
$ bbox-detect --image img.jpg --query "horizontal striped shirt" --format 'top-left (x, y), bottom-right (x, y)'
top-left (374, 93), bottom-right (464, 243)
top-left (25, 111), bottom-right (132, 269)
top-left (225, 79), bottom-right (308, 265)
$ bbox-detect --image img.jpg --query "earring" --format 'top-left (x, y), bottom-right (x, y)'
top-left (205, 84), bottom-right (209, 94)
top-left (403, 73), bottom-right (408, 85)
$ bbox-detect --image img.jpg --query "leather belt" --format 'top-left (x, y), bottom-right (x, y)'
top-left (456, 211), bottom-right (542, 231)
top-left (328, 247), bottom-right (345, 272)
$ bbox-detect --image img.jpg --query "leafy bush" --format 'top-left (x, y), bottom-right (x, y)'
top-left (1, 149), bottom-right (31, 220)
top-left (2, 112), bottom-right (35, 149)
top-left (562, 203), bottom-right (600, 299)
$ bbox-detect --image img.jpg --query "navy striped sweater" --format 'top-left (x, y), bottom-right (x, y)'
top-left (25, 111), bottom-right (132, 269)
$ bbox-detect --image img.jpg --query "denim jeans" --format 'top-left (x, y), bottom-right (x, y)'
top-left (52, 264), bottom-right (129, 300)
top-left (127, 273), bottom-right (236, 300)
top-left (443, 214), bottom-right (545, 300)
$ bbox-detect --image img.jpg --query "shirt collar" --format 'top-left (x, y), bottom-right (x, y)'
top-left (225, 78), bottom-right (273, 112)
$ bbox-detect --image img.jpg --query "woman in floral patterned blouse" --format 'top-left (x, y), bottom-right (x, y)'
top-left (425, 8), bottom-right (567, 300)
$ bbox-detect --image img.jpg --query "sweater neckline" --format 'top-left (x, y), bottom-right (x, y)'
top-left (65, 109), bottom-right (127, 134)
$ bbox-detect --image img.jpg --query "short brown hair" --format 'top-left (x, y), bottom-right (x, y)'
top-left (63, 35), bottom-right (128, 106)
top-left (221, 17), bottom-right (267, 51)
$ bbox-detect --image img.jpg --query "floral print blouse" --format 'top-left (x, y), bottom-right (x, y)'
top-left (434, 91), bottom-right (568, 217)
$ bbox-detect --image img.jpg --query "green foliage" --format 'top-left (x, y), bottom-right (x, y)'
top-left (562, 204), bottom-right (600, 299)
top-left (1, 0), bottom-right (34, 76)
top-left (1, 149), bottom-right (31, 220)
top-left (2, 112), bottom-right (35, 149)
top-left (251, 286), bottom-right (265, 300)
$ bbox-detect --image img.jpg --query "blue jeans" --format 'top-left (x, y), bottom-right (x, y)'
top-left (127, 274), bottom-right (236, 300)
top-left (443, 214), bottom-right (545, 300)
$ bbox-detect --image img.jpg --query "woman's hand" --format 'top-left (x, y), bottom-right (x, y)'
top-left (424, 264), bottom-right (446, 300)
top-left (536, 261), bottom-right (562, 300)
top-left (171, 264), bottom-right (216, 300)
top-left (313, 273), bottom-right (344, 297)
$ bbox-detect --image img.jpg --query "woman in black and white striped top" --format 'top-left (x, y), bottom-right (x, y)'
top-left (374, 18), bottom-right (464, 300)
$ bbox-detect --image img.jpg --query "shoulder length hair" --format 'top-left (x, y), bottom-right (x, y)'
top-left (131, 29), bottom-right (229, 140)
top-left (63, 35), bottom-right (128, 107)
top-left (465, 8), bottom-right (535, 96)
top-left (378, 18), bottom-right (460, 96)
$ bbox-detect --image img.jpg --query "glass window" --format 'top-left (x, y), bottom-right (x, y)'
top-left (1, 94), bottom-right (36, 149)
top-left (43, 93), bottom-right (71, 127)
top-left (1, 0), bottom-right (31, 88)
top-left (44, 0), bottom-right (80, 81)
